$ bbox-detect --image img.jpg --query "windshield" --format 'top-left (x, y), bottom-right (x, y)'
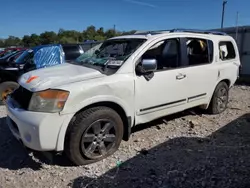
top-left (0, 50), bottom-right (18, 59)
top-left (75, 38), bottom-right (146, 68)
top-left (15, 49), bottom-right (34, 64)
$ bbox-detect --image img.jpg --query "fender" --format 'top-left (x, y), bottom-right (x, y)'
top-left (60, 95), bottom-right (133, 118)
top-left (56, 95), bottom-right (134, 151)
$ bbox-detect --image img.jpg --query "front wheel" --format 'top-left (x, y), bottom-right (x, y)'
top-left (65, 106), bottom-right (124, 166)
top-left (0, 81), bottom-right (19, 104)
top-left (207, 81), bottom-right (229, 114)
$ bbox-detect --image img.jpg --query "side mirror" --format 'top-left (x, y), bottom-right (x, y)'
top-left (141, 59), bottom-right (157, 72)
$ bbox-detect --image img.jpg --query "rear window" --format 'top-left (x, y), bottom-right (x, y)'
top-left (62, 45), bottom-right (79, 53)
top-left (219, 41), bottom-right (236, 61)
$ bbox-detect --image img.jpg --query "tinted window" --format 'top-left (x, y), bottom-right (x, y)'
top-left (219, 41), bottom-right (236, 60)
top-left (63, 45), bottom-right (79, 53)
top-left (208, 40), bottom-right (214, 63)
top-left (186, 38), bottom-right (212, 66)
top-left (80, 44), bottom-right (91, 51)
top-left (141, 38), bottom-right (180, 70)
top-left (15, 50), bottom-right (34, 64)
top-left (62, 45), bottom-right (80, 60)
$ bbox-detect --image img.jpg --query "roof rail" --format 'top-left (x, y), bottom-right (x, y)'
top-left (134, 29), bottom-right (227, 36)
top-left (169, 28), bottom-right (227, 35)
top-left (134, 30), bottom-right (171, 34)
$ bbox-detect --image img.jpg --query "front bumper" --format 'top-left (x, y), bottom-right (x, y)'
top-left (6, 97), bottom-right (72, 151)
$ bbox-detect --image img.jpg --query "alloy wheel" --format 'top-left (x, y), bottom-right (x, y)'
top-left (80, 119), bottom-right (117, 159)
top-left (216, 87), bottom-right (228, 112)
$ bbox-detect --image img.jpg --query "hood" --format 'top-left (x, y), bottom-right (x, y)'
top-left (19, 63), bottom-right (105, 92)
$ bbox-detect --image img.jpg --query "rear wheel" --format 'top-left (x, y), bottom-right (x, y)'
top-left (0, 81), bottom-right (19, 104)
top-left (65, 106), bottom-right (124, 166)
top-left (207, 81), bottom-right (229, 114)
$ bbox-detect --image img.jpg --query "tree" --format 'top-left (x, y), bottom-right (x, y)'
top-left (0, 25), bottom-right (138, 47)
top-left (40, 31), bottom-right (58, 44)
top-left (57, 29), bottom-right (82, 43)
top-left (0, 40), bottom-right (5, 47)
top-left (4, 36), bottom-right (22, 47)
top-left (83, 25), bottom-right (96, 40)
top-left (22, 35), bottom-right (31, 47)
top-left (105, 29), bottom-right (116, 38)
top-left (58, 37), bottom-right (76, 44)
top-left (29, 34), bottom-right (40, 46)
top-left (96, 27), bottom-right (105, 37)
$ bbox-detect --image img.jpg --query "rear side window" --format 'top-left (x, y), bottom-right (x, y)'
top-left (219, 41), bottom-right (236, 61)
top-left (186, 38), bottom-right (214, 66)
top-left (208, 40), bottom-right (214, 63)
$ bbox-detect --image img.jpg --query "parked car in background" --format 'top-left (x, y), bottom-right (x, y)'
top-left (5, 29), bottom-right (241, 166)
top-left (80, 40), bottom-right (103, 52)
top-left (0, 44), bottom-right (65, 104)
top-left (61, 44), bottom-right (84, 61)
top-left (0, 50), bottom-right (25, 64)
top-left (62, 41), bottom-right (102, 61)
top-left (0, 47), bottom-right (26, 58)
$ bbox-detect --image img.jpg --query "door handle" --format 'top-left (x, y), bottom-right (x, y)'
top-left (176, 73), bottom-right (186, 80)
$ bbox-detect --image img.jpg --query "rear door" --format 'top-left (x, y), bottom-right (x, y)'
top-left (179, 36), bottom-right (218, 106)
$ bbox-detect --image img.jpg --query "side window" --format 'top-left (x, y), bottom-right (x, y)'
top-left (186, 38), bottom-right (212, 66)
top-left (62, 45), bottom-right (80, 60)
top-left (141, 38), bottom-right (180, 70)
top-left (208, 40), bottom-right (214, 62)
top-left (80, 44), bottom-right (91, 51)
top-left (219, 41), bottom-right (236, 61)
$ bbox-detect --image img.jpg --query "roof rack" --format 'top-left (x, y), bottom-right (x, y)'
top-left (170, 28), bottom-right (227, 35)
top-left (134, 30), bottom-right (171, 34)
top-left (134, 29), bottom-right (227, 36)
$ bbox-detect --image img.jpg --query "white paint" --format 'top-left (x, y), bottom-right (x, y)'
top-left (6, 31), bottom-right (241, 152)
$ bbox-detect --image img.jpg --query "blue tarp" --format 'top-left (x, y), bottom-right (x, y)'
top-left (15, 44), bottom-right (65, 69)
top-left (33, 44), bottom-right (65, 69)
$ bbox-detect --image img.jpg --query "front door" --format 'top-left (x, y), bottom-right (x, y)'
top-left (134, 37), bottom-right (189, 124)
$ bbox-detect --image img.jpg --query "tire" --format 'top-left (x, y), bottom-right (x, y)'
top-left (207, 81), bottom-right (229, 114)
top-left (65, 106), bottom-right (124, 166)
top-left (0, 81), bottom-right (19, 104)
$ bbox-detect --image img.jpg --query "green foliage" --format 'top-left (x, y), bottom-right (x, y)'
top-left (0, 26), bottom-right (136, 47)
top-left (2, 36), bottom-right (22, 47)
top-left (40, 31), bottom-right (58, 45)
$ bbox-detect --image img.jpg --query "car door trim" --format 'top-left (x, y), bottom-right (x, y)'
top-left (139, 98), bottom-right (186, 113)
top-left (188, 93), bottom-right (207, 101)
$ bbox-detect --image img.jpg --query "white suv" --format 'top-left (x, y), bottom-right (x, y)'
top-left (6, 29), bottom-right (241, 165)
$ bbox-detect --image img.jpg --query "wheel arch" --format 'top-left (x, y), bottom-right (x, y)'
top-left (72, 101), bottom-right (132, 141)
top-left (56, 100), bottom-right (133, 151)
top-left (202, 79), bottom-right (231, 110)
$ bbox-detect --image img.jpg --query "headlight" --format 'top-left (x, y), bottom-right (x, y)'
top-left (28, 89), bottom-right (69, 113)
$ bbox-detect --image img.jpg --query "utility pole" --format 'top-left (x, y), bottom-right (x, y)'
top-left (221, 1), bottom-right (227, 30)
top-left (113, 24), bottom-right (116, 32)
top-left (235, 11), bottom-right (239, 42)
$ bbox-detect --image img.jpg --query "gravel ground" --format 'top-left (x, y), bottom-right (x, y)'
top-left (0, 85), bottom-right (250, 188)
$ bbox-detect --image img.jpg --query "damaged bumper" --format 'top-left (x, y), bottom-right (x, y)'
top-left (6, 97), bottom-right (71, 151)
